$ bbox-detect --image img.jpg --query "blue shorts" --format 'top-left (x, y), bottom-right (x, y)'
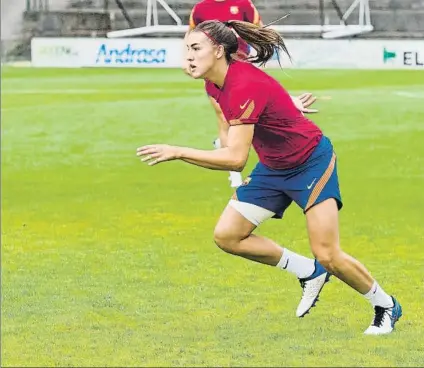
top-left (234, 136), bottom-right (343, 218)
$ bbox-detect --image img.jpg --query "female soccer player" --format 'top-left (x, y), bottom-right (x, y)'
top-left (186, 0), bottom-right (260, 187)
top-left (137, 20), bottom-right (402, 334)
top-left (185, 0), bottom-right (318, 188)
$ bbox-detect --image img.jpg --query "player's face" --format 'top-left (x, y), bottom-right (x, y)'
top-left (186, 31), bottom-right (220, 79)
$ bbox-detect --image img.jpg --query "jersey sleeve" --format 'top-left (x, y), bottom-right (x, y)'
top-left (227, 84), bottom-right (267, 125)
top-left (189, 4), bottom-right (201, 30)
top-left (242, 0), bottom-right (261, 25)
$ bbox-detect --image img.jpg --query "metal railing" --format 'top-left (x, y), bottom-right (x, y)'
top-left (26, 0), bottom-right (50, 11)
top-left (25, 0), bottom-right (112, 12)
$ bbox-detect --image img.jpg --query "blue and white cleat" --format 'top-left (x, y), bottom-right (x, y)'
top-left (296, 260), bottom-right (331, 317)
top-left (364, 296), bottom-right (402, 335)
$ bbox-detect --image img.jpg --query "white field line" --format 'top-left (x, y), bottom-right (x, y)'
top-left (394, 91), bottom-right (424, 99)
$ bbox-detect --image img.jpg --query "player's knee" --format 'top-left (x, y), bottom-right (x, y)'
top-left (315, 253), bottom-right (334, 272)
top-left (213, 226), bottom-right (241, 255)
top-left (313, 245), bottom-right (341, 273)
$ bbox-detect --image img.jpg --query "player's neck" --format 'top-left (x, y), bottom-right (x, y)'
top-left (204, 61), bottom-right (229, 89)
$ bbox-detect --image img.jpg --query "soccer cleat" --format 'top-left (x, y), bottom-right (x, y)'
top-left (296, 260), bottom-right (331, 317)
top-left (364, 296), bottom-right (402, 335)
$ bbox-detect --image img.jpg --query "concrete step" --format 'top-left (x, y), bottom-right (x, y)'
top-left (21, 0), bottom-right (424, 39)
top-left (71, 0), bottom-right (424, 11)
top-left (109, 7), bottom-right (424, 32)
top-left (23, 10), bottom-right (111, 36)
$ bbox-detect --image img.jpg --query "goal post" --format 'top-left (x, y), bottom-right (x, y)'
top-left (106, 0), bottom-right (373, 39)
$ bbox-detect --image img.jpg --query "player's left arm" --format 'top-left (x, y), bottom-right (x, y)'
top-left (291, 93), bottom-right (319, 114)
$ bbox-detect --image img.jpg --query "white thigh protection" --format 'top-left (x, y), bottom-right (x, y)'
top-left (229, 199), bottom-right (275, 226)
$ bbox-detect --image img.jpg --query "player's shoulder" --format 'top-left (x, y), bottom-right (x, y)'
top-left (232, 0), bottom-right (253, 4)
top-left (234, 0), bottom-right (256, 8)
top-left (192, 0), bottom-right (212, 10)
top-left (228, 62), bottom-right (279, 101)
top-left (231, 61), bottom-right (266, 85)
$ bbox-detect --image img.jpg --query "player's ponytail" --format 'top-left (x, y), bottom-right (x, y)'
top-left (227, 19), bottom-right (291, 66)
top-left (195, 19), bottom-right (290, 67)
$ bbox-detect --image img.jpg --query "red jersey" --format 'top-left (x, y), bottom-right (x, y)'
top-left (189, 0), bottom-right (261, 56)
top-left (205, 61), bottom-right (323, 169)
top-left (189, 0), bottom-right (261, 28)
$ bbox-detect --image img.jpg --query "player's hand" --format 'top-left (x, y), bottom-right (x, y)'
top-left (292, 93), bottom-right (318, 114)
top-left (136, 144), bottom-right (181, 166)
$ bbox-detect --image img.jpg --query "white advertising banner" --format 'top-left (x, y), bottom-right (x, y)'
top-left (270, 39), bottom-right (424, 70)
top-left (31, 37), bottom-right (424, 69)
top-left (31, 38), bottom-right (184, 68)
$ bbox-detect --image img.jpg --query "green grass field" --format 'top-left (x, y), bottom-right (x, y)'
top-left (1, 67), bottom-right (424, 367)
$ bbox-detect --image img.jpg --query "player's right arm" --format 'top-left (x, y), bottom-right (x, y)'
top-left (205, 81), bottom-right (229, 145)
top-left (209, 96), bottom-right (229, 147)
top-left (137, 86), bottom-right (264, 171)
top-left (176, 85), bottom-right (265, 171)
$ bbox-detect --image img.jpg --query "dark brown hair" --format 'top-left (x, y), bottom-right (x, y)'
top-left (195, 19), bottom-right (290, 66)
